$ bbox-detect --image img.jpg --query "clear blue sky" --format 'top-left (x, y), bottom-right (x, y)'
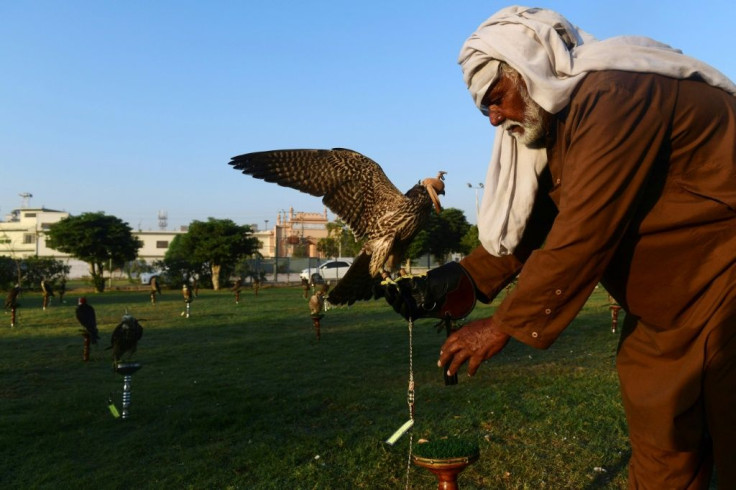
top-left (2, 1), bottom-right (734, 232)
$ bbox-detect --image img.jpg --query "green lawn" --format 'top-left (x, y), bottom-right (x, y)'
top-left (1, 285), bottom-right (629, 489)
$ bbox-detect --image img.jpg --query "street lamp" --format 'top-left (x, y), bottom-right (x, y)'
top-left (467, 182), bottom-right (484, 218)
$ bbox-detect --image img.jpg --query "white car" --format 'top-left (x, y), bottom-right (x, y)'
top-left (140, 271), bottom-right (164, 285)
top-left (300, 259), bottom-right (353, 282)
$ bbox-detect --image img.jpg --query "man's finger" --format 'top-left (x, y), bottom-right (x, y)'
top-left (467, 356), bottom-right (482, 377)
top-left (446, 351), bottom-right (471, 377)
top-left (437, 338), bottom-right (460, 367)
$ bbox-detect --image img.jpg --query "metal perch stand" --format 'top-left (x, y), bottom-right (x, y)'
top-left (610, 304), bottom-right (622, 333)
top-left (82, 333), bottom-right (91, 361)
top-left (115, 362), bottom-right (142, 420)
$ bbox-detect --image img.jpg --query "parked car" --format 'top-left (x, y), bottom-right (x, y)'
top-left (300, 259), bottom-right (353, 282)
top-left (140, 270), bottom-right (164, 285)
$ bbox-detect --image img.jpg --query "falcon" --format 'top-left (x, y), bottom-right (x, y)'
top-left (75, 297), bottom-right (100, 344)
top-left (4, 285), bottom-right (21, 311)
top-left (229, 148), bottom-right (446, 305)
top-left (182, 283), bottom-right (193, 303)
top-left (150, 276), bottom-right (162, 295)
top-left (41, 279), bottom-right (54, 297)
top-left (108, 314), bottom-right (144, 364)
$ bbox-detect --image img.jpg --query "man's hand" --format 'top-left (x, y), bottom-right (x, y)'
top-left (437, 317), bottom-right (510, 377)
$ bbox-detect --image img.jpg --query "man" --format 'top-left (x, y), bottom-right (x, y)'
top-left (387, 6), bottom-right (736, 488)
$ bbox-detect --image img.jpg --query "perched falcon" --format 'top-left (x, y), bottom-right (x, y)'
top-left (4, 285), bottom-right (21, 310)
top-left (229, 148), bottom-right (445, 305)
top-left (75, 297), bottom-right (100, 344)
top-left (41, 279), bottom-right (54, 297)
top-left (182, 283), bottom-right (193, 303)
top-left (309, 289), bottom-right (325, 318)
top-left (150, 276), bottom-right (161, 295)
top-left (108, 314), bottom-right (144, 364)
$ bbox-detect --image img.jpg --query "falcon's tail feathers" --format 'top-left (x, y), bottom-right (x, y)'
top-left (327, 253), bottom-right (381, 306)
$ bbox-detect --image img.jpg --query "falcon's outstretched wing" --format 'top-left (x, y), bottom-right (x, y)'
top-left (229, 148), bottom-right (409, 239)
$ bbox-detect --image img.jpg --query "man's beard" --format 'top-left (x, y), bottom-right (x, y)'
top-left (502, 85), bottom-right (549, 148)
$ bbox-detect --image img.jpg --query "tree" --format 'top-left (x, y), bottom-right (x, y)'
top-left (404, 229), bottom-right (430, 264)
top-left (405, 208), bottom-right (471, 266)
top-left (46, 212), bottom-right (142, 292)
top-left (317, 220), bottom-right (363, 258)
top-left (164, 218), bottom-right (260, 290)
top-left (429, 208), bottom-right (471, 263)
top-left (22, 257), bottom-right (70, 290)
top-left (160, 234), bottom-right (202, 288)
top-left (0, 256), bottom-right (17, 290)
top-left (459, 224), bottom-right (481, 254)
top-left (291, 241), bottom-right (309, 258)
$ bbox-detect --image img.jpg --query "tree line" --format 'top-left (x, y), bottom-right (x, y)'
top-left (2, 208), bottom-right (480, 293)
top-left (315, 208), bottom-right (480, 266)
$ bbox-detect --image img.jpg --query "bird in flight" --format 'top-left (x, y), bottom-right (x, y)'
top-left (229, 148), bottom-right (445, 305)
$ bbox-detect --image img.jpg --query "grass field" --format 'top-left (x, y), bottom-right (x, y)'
top-left (0, 284), bottom-right (631, 489)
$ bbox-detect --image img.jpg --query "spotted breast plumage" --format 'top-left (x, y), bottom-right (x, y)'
top-left (229, 148), bottom-right (445, 305)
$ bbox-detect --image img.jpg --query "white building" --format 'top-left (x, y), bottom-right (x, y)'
top-left (0, 207), bottom-right (184, 278)
top-left (0, 205), bottom-right (333, 278)
top-left (0, 207), bottom-right (69, 258)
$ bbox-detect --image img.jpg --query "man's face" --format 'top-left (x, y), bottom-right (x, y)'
top-left (481, 72), bottom-right (550, 147)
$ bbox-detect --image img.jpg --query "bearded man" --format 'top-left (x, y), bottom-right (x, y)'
top-left (386, 6), bottom-right (736, 488)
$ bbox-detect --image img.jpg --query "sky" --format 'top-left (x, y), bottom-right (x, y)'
top-left (2, 1), bottom-right (735, 232)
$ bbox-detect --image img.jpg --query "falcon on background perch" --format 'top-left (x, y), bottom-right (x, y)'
top-left (229, 148), bottom-right (446, 305)
top-left (75, 297), bottom-right (100, 344)
top-left (4, 285), bottom-right (21, 311)
top-left (108, 314), bottom-right (144, 365)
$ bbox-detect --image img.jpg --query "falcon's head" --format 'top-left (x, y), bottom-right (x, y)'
top-left (422, 171), bottom-right (446, 213)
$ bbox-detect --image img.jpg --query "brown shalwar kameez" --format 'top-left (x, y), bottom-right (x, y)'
top-left (461, 71), bottom-right (736, 488)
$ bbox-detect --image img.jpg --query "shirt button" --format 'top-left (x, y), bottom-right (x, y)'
top-left (532, 332), bottom-right (539, 338)
top-left (555, 289), bottom-right (562, 295)
top-left (545, 308), bottom-right (552, 314)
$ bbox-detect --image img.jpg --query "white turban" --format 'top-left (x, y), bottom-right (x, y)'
top-left (460, 6), bottom-right (736, 257)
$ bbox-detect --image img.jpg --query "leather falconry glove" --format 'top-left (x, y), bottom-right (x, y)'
top-left (381, 262), bottom-right (477, 321)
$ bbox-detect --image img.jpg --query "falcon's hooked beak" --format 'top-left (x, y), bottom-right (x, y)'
top-left (422, 171), bottom-right (446, 213)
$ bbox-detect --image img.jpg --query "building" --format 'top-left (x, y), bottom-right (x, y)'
top-left (256, 207), bottom-right (332, 258)
top-left (135, 230), bottom-right (184, 263)
top-left (1, 207), bottom-right (69, 258)
top-left (0, 207), bottom-right (184, 278)
top-left (0, 205), bottom-right (333, 277)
